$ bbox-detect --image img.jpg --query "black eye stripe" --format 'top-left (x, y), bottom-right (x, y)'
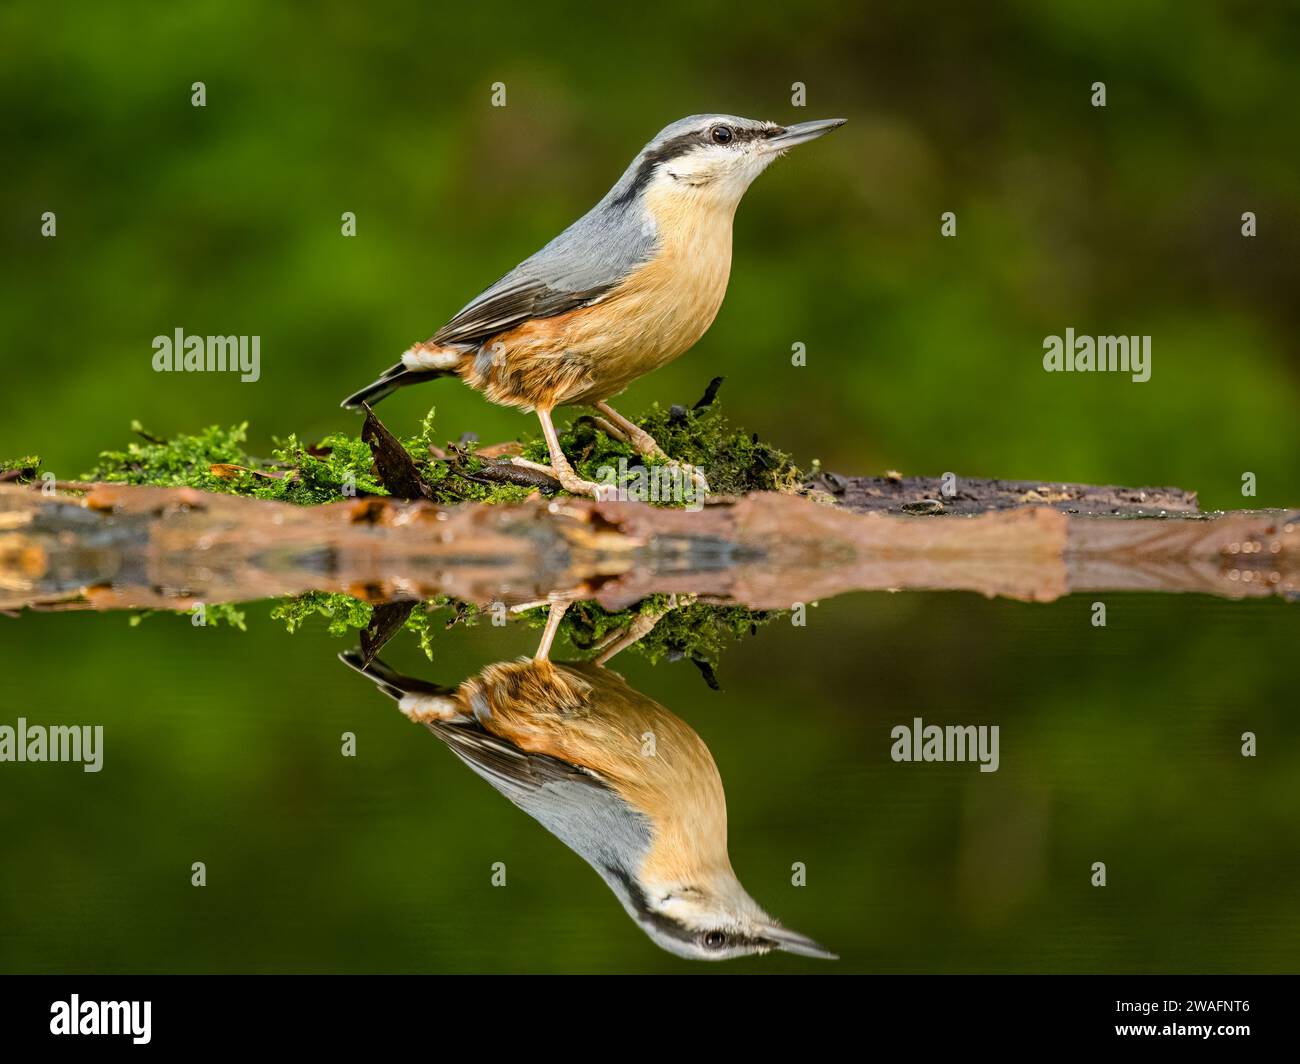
top-left (708, 124), bottom-right (775, 146)
top-left (658, 124), bottom-right (776, 160)
top-left (610, 123), bottom-right (781, 207)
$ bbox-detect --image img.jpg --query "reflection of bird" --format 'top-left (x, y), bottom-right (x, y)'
top-left (341, 114), bottom-right (845, 499)
top-left (340, 605), bottom-right (835, 961)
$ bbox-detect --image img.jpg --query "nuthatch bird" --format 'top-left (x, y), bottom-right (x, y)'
top-left (341, 114), bottom-right (846, 499)
top-left (339, 601), bottom-right (836, 961)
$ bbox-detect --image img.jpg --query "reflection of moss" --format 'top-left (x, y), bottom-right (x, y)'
top-left (519, 597), bottom-right (780, 667)
top-left (128, 603), bottom-right (247, 630)
top-left (227, 592), bottom-right (777, 674)
top-left (402, 599), bottom-right (456, 659)
top-left (270, 592), bottom-right (374, 636)
top-left (268, 593), bottom-right (457, 657)
top-left (202, 604), bottom-right (248, 630)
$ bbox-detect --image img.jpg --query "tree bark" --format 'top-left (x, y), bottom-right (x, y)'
top-left (804, 472), bottom-right (1198, 515)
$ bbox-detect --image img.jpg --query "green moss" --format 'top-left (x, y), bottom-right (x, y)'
top-left (267, 433), bottom-right (391, 504)
top-left (73, 398), bottom-right (799, 509)
top-left (521, 418), bottom-right (635, 480)
top-left (0, 455), bottom-right (41, 481)
top-left (81, 422), bottom-right (391, 504)
top-left (84, 422), bottom-right (261, 490)
top-left (58, 403), bottom-right (795, 668)
top-left (520, 402), bottom-right (799, 499)
top-left (418, 456), bottom-right (536, 505)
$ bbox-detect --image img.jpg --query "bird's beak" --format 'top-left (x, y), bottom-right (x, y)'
top-left (763, 118), bottom-right (847, 151)
top-left (762, 924), bottom-right (839, 960)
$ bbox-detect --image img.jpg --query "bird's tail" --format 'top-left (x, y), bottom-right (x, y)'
top-left (338, 650), bottom-right (456, 702)
top-left (340, 354), bottom-right (460, 410)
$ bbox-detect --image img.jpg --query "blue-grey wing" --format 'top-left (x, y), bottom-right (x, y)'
top-left (429, 274), bottom-right (610, 347)
top-left (429, 198), bottom-right (657, 347)
top-left (428, 720), bottom-right (653, 885)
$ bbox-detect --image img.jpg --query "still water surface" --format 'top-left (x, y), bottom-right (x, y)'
top-left (1, 589), bottom-right (1296, 972)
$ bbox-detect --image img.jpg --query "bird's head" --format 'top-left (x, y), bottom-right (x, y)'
top-left (631, 869), bottom-right (838, 962)
top-left (611, 113), bottom-right (846, 213)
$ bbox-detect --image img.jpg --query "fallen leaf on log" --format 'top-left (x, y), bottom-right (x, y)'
top-left (360, 404), bottom-right (432, 500)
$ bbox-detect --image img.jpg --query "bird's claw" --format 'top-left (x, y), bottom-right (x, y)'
top-left (507, 456), bottom-right (617, 501)
top-left (665, 460), bottom-right (710, 501)
top-left (585, 479), bottom-right (620, 502)
top-left (548, 461), bottom-right (617, 501)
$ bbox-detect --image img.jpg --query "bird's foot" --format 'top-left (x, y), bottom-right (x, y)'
top-left (558, 468), bottom-right (619, 502)
top-left (593, 593), bottom-right (698, 666)
top-left (626, 425), bottom-right (665, 459)
top-left (589, 402), bottom-right (708, 502)
top-left (592, 401), bottom-right (663, 458)
top-left (508, 456), bottom-right (617, 502)
top-left (662, 459), bottom-right (710, 502)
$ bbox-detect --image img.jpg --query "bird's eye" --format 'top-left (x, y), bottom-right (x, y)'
top-left (710, 125), bottom-right (734, 145)
top-left (704, 931), bottom-right (727, 949)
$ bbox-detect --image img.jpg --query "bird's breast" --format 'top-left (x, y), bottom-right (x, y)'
top-left (467, 188), bottom-right (736, 409)
top-left (466, 660), bottom-right (734, 886)
top-left (611, 185), bottom-right (736, 359)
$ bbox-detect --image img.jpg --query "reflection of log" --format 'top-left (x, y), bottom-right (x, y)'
top-left (0, 483), bottom-right (1295, 613)
top-left (805, 473), bottom-right (1199, 515)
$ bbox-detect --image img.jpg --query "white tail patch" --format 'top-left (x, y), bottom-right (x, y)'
top-left (402, 344), bottom-right (461, 371)
top-left (399, 693), bottom-right (461, 723)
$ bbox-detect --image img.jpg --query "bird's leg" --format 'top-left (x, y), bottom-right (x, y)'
top-left (507, 598), bottom-right (550, 614)
top-left (593, 593), bottom-right (695, 667)
top-left (593, 401), bottom-right (667, 458)
top-left (534, 596), bottom-right (572, 662)
top-left (593, 401), bottom-right (709, 499)
top-left (506, 456), bottom-right (565, 478)
top-left (589, 415), bottom-right (626, 442)
top-left (525, 407), bottom-right (617, 501)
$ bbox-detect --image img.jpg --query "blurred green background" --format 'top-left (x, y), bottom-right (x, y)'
top-left (1, 1), bottom-right (1298, 973)
top-left (2, 0), bottom-right (1298, 501)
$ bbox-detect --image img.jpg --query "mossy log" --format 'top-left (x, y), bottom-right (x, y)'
top-left (1, 482), bottom-right (1295, 614)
